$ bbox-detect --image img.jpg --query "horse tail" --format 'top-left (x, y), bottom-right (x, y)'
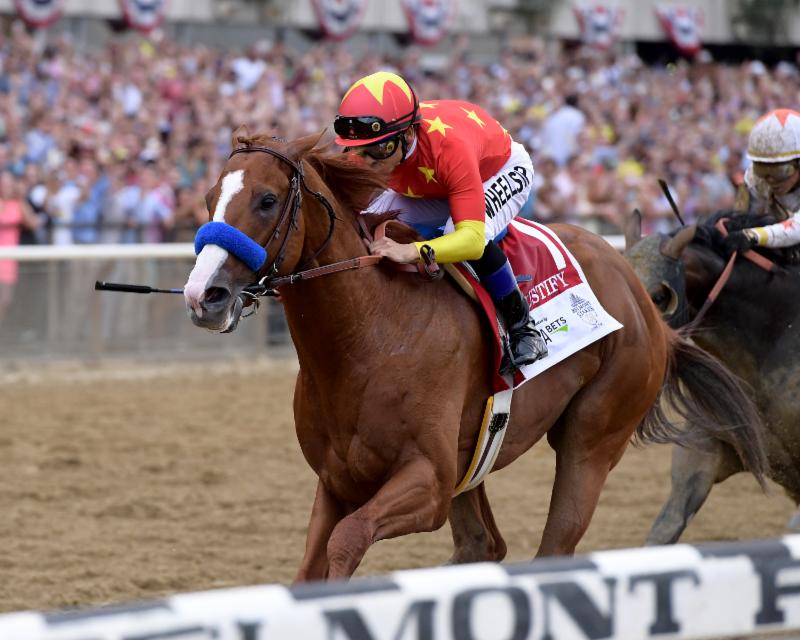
top-left (636, 330), bottom-right (769, 488)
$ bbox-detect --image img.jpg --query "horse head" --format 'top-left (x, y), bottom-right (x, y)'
top-left (183, 129), bottom-right (384, 333)
top-left (624, 210), bottom-right (783, 330)
top-left (623, 209), bottom-right (696, 328)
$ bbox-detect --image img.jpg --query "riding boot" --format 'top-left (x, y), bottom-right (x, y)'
top-left (468, 240), bottom-right (548, 374)
top-left (496, 284), bottom-right (548, 373)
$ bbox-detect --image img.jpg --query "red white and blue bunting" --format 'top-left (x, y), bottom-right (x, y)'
top-left (311, 0), bottom-right (367, 41)
top-left (573, 4), bottom-right (624, 50)
top-left (118, 0), bottom-right (167, 33)
top-left (655, 4), bottom-right (704, 57)
top-left (13, 0), bottom-right (63, 28)
top-left (402, 0), bottom-right (456, 46)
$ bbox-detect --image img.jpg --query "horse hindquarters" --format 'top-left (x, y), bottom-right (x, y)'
top-left (448, 235), bottom-right (670, 559)
top-left (445, 335), bottom-right (664, 559)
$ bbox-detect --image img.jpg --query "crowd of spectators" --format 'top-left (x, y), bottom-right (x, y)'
top-left (0, 23), bottom-right (799, 250)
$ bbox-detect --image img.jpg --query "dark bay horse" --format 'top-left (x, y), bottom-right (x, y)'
top-left (625, 210), bottom-right (796, 544)
top-left (184, 133), bottom-right (766, 581)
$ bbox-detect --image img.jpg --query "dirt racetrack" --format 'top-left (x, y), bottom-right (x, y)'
top-left (0, 357), bottom-right (794, 614)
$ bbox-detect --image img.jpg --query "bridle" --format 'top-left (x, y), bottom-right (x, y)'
top-left (230, 145), bottom-right (336, 283)
top-left (224, 144), bottom-right (383, 315)
top-left (686, 218), bottom-right (782, 331)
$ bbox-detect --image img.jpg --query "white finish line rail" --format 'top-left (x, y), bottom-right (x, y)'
top-left (0, 243), bottom-right (196, 261)
top-left (3, 536), bottom-right (800, 640)
top-left (0, 236), bottom-right (626, 261)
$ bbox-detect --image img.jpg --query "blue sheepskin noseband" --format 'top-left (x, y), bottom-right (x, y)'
top-left (194, 221), bottom-right (267, 272)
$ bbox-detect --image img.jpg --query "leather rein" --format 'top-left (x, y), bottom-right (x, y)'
top-left (230, 145), bottom-right (440, 313)
top-left (687, 218), bottom-right (781, 330)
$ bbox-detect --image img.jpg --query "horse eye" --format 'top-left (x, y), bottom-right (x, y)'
top-left (259, 194), bottom-right (277, 211)
top-left (650, 287), bottom-right (668, 310)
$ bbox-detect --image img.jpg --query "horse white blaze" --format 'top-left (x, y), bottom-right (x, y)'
top-left (184, 170), bottom-right (245, 315)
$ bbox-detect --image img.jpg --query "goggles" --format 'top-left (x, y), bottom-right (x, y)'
top-left (752, 160), bottom-right (800, 183)
top-left (334, 113), bottom-right (414, 141)
top-left (345, 135), bottom-right (401, 161)
top-left (334, 96), bottom-right (419, 142)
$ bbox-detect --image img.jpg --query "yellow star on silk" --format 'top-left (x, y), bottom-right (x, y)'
top-left (403, 186), bottom-right (422, 198)
top-left (418, 166), bottom-right (437, 183)
top-left (424, 116), bottom-right (453, 137)
top-left (501, 126), bottom-right (509, 137)
top-left (420, 102), bottom-right (438, 109)
top-left (461, 108), bottom-right (486, 128)
top-left (343, 71), bottom-right (412, 105)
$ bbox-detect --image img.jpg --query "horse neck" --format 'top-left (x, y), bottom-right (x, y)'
top-left (688, 246), bottom-right (798, 374)
top-left (279, 189), bottom-right (390, 365)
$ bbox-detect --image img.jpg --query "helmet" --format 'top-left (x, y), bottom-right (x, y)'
top-left (334, 71), bottom-right (420, 147)
top-left (747, 108), bottom-right (800, 163)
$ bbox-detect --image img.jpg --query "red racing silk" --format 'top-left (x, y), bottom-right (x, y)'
top-left (388, 100), bottom-right (513, 263)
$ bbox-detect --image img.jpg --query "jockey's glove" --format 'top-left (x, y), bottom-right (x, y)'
top-left (722, 229), bottom-right (758, 255)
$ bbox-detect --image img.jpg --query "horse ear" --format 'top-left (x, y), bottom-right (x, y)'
top-left (287, 130), bottom-right (328, 160)
top-left (661, 224), bottom-right (697, 260)
top-left (231, 124), bottom-right (251, 150)
top-left (624, 208), bottom-right (643, 250)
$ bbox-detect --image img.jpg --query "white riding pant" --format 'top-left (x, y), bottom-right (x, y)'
top-left (364, 141), bottom-right (534, 242)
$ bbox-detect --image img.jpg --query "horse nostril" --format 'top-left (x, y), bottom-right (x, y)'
top-left (204, 286), bottom-right (231, 307)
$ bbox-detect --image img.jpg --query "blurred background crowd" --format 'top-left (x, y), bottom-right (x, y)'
top-left (0, 23), bottom-right (797, 251)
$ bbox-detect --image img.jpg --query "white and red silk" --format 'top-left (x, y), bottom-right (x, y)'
top-left (749, 212), bottom-right (800, 249)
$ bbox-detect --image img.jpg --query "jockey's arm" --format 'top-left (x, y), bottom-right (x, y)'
top-left (746, 211), bottom-right (800, 248)
top-left (413, 220), bottom-right (485, 263)
top-left (412, 144), bottom-right (487, 263)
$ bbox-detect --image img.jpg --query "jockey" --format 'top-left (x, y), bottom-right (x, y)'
top-left (726, 108), bottom-right (800, 257)
top-left (334, 71), bottom-right (547, 371)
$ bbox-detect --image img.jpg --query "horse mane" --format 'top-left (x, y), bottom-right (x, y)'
top-left (232, 131), bottom-right (386, 214)
top-left (304, 146), bottom-right (388, 220)
top-left (234, 132), bottom-right (420, 240)
top-left (304, 146), bottom-right (426, 241)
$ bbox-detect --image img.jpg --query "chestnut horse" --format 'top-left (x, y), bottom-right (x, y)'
top-left (184, 133), bottom-right (766, 581)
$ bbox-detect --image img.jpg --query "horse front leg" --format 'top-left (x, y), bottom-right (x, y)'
top-left (326, 456), bottom-right (452, 579)
top-left (294, 478), bottom-right (348, 583)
